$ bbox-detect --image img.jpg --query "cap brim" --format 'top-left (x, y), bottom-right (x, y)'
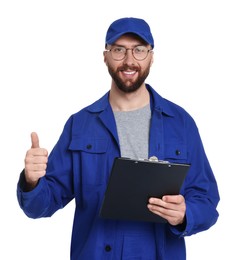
top-left (106, 31), bottom-right (152, 47)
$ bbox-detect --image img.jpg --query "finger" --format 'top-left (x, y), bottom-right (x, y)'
top-left (148, 197), bottom-right (180, 210)
top-left (31, 132), bottom-right (40, 149)
top-left (26, 162), bottom-right (47, 172)
top-left (162, 195), bottom-right (184, 204)
top-left (25, 152), bottom-right (48, 163)
top-left (149, 197), bottom-right (164, 205)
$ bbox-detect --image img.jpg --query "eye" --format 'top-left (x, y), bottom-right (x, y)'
top-left (134, 46), bottom-right (147, 54)
top-left (112, 46), bottom-right (125, 53)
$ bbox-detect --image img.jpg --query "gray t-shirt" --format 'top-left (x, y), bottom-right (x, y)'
top-left (113, 104), bottom-right (151, 160)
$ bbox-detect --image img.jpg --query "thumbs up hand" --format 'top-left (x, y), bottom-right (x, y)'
top-left (24, 132), bottom-right (48, 190)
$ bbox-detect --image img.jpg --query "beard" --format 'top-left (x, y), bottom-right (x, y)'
top-left (107, 63), bottom-right (151, 93)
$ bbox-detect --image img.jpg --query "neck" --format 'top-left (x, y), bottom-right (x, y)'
top-left (109, 84), bottom-right (150, 112)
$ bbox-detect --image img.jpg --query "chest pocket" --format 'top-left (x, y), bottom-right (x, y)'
top-left (164, 143), bottom-right (188, 163)
top-left (69, 137), bottom-right (110, 209)
top-left (69, 137), bottom-right (108, 154)
top-left (69, 137), bottom-right (109, 187)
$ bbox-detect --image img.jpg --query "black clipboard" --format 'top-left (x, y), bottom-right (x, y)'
top-left (99, 157), bottom-right (190, 223)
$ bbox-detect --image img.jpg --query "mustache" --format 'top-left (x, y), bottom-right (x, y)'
top-left (117, 65), bottom-right (140, 71)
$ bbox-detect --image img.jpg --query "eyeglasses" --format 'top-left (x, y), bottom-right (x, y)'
top-left (105, 45), bottom-right (153, 61)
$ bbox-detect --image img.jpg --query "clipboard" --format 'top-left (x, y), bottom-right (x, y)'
top-left (99, 157), bottom-right (190, 223)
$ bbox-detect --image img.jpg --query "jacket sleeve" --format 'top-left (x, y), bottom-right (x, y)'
top-left (170, 116), bottom-right (220, 237)
top-left (16, 116), bottom-right (75, 219)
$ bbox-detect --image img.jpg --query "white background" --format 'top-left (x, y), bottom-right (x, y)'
top-left (1, 0), bottom-right (239, 259)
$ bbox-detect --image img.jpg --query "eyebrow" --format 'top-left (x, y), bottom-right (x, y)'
top-left (110, 44), bottom-right (146, 48)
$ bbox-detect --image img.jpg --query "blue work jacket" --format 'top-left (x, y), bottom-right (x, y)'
top-left (17, 84), bottom-right (220, 260)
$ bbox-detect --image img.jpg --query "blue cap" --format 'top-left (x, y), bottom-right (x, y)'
top-left (105, 17), bottom-right (154, 48)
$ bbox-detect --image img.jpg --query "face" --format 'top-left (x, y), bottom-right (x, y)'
top-left (104, 34), bottom-right (154, 93)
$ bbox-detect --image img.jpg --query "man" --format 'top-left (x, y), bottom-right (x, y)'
top-left (17, 17), bottom-right (220, 259)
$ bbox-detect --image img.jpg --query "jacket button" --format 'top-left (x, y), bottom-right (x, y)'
top-left (86, 144), bottom-right (92, 149)
top-left (105, 245), bottom-right (111, 252)
top-left (175, 150), bottom-right (181, 155)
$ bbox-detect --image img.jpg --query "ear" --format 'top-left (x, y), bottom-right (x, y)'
top-left (150, 54), bottom-right (154, 66)
top-left (103, 51), bottom-right (108, 64)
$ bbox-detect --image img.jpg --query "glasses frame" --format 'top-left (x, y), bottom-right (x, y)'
top-left (105, 45), bottom-right (153, 61)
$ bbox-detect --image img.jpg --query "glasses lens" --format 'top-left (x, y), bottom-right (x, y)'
top-left (133, 46), bottom-right (149, 60)
top-left (111, 46), bottom-right (126, 60)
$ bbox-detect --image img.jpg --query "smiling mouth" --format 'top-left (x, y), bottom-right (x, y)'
top-left (122, 70), bottom-right (136, 75)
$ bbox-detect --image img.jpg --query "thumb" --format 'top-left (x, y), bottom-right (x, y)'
top-left (31, 132), bottom-right (40, 148)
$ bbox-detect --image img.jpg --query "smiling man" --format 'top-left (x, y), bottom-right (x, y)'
top-left (17, 17), bottom-right (220, 260)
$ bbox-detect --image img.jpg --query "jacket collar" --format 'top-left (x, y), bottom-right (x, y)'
top-left (86, 84), bottom-right (174, 117)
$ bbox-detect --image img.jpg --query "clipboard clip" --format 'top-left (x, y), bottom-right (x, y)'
top-left (148, 156), bottom-right (169, 164)
top-left (149, 156), bottom-right (158, 162)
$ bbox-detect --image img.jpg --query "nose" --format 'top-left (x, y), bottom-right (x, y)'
top-left (123, 49), bottom-right (135, 64)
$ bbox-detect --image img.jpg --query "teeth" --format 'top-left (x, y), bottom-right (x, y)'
top-left (124, 71), bottom-right (135, 75)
